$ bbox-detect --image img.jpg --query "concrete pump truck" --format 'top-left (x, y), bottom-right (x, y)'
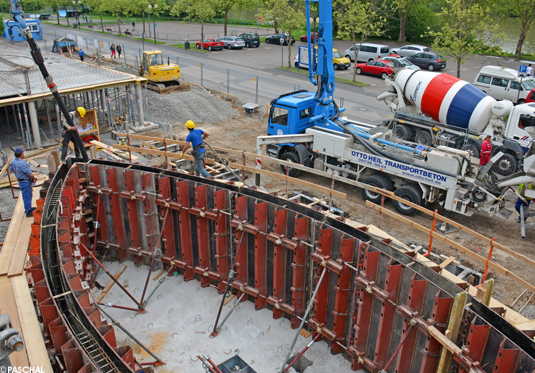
top-left (256, 0), bottom-right (506, 217)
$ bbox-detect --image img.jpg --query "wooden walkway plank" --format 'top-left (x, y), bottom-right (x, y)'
top-left (0, 276), bottom-right (29, 368)
top-left (0, 196), bottom-right (25, 276)
top-left (11, 275), bottom-right (52, 371)
top-left (95, 264), bottom-right (128, 303)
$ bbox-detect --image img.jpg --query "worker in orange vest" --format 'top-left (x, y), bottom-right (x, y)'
top-left (480, 135), bottom-right (492, 166)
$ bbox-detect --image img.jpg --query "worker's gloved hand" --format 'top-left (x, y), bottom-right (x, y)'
top-left (180, 152), bottom-right (184, 159)
top-left (70, 126), bottom-right (76, 131)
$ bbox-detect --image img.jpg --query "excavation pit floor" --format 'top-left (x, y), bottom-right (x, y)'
top-left (94, 260), bottom-right (363, 373)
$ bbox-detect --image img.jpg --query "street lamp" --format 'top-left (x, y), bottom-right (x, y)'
top-left (148, 4), bottom-right (158, 45)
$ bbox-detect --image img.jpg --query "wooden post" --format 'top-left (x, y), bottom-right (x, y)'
top-left (94, 264), bottom-right (128, 303)
top-left (46, 155), bottom-right (56, 179)
top-left (52, 150), bottom-right (61, 168)
top-left (476, 279), bottom-right (494, 306)
top-left (436, 291), bottom-right (467, 373)
top-left (89, 146), bottom-right (97, 159)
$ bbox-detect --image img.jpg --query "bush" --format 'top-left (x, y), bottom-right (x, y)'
top-left (385, 4), bottom-right (440, 43)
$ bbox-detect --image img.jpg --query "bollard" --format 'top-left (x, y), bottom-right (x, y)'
top-left (227, 69), bottom-right (230, 95)
top-left (255, 76), bottom-right (259, 104)
top-left (200, 63), bottom-right (204, 87)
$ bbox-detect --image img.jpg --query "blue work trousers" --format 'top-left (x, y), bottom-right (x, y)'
top-left (19, 181), bottom-right (33, 214)
top-left (515, 198), bottom-right (531, 217)
top-left (194, 153), bottom-right (211, 178)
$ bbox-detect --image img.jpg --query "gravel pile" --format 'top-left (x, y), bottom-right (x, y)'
top-left (145, 86), bottom-right (238, 126)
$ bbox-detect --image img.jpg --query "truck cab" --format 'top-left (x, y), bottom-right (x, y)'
top-left (505, 103), bottom-right (535, 151)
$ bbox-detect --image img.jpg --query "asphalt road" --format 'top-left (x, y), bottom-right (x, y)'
top-left (39, 21), bottom-right (525, 125)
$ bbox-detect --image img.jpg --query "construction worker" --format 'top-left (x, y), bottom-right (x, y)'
top-left (515, 183), bottom-right (533, 222)
top-left (480, 135), bottom-right (492, 166)
top-left (10, 148), bottom-right (37, 218)
top-left (61, 107), bottom-right (85, 162)
top-left (78, 48), bottom-right (85, 62)
top-left (181, 120), bottom-right (211, 178)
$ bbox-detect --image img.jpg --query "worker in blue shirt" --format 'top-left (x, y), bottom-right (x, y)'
top-left (10, 148), bottom-right (37, 218)
top-left (180, 120), bottom-right (211, 178)
top-left (79, 48), bottom-right (85, 62)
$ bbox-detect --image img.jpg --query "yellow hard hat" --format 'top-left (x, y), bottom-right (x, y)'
top-left (77, 107), bottom-right (86, 118)
top-left (185, 120), bottom-right (195, 129)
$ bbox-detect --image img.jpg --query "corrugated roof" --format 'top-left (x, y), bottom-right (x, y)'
top-left (0, 37), bottom-right (137, 101)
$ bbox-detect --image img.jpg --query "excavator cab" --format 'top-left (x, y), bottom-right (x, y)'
top-left (140, 50), bottom-right (182, 94)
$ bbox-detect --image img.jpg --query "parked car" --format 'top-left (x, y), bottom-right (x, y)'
top-left (239, 33), bottom-right (260, 48)
top-left (405, 52), bottom-right (446, 71)
top-left (196, 38), bottom-right (224, 51)
top-left (390, 44), bottom-right (430, 57)
top-left (526, 88), bottom-right (535, 103)
top-left (300, 32), bottom-right (318, 42)
top-left (474, 65), bottom-right (535, 104)
top-left (220, 36), bottom-right (245, 49)
top-left (293, 48), bottom-right (350, 70)
top-left (355, 60), bottom-right (394, 79)
top-left (344, 43), bottom-right (390, 63)
top-left (265, 33), bottom-right (296, 45)
top-left (381, 56), bottom-right (420, 70)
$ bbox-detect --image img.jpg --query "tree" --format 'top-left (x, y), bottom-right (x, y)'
top-left (429, 0), bottom-right (501, 78)
top-left (392, 0), bottom-right (420, 42)
top-left (129, 0), bottom-right (167, 39)
top-left (171, 0), bottom-right (217, 49)
top-left (510, 0), bottom-right (535, 57)
top-left (86, 0), bottom-right (106, 31)
top-left (102, 0), bottom-right (131, 34)
top-left (334, 0), bottom-right (387, 82)
top-left (216, 0), bottom-right (254, 36)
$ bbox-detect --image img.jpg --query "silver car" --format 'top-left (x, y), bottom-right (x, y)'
top-left (381, 57), bottom-right (421, 70)
top-left (220, 36), bottom-right (245, 50)
top-left (390, 45), bottom-right (430, 57)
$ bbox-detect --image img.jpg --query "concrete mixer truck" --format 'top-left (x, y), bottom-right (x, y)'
top-left (257, 0), bottom-right (506, 218)
top-left (377, 69), bottom-right (535, 176)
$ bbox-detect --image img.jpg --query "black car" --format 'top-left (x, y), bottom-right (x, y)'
top-left (239, 33), bottom-right (260, 48)
top-left (405, 52), bottom-right (446, 71)
top-left (265, 33), bottom-right (296, 46)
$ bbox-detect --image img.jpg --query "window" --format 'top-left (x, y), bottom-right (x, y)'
top-left (361, 46), bottom-right (374, 53)
top-left (376, 62), bottom-right (385, 67)
top-left (510, 81), bottom-right (521, 90)
top-left (368, 61), bottom-right (376, 66)
top-left (31, 25), bottom-right (38, 31)
top-left (380, 47), bottom-right (389, 54)
top-left (401, 46), bottom-right (411, 50)
top-left (412, 53), bottom-right (422, 58)
top-left (423, 47), bottom-right (430, 52)
top-left (149, 54), bottom-right (163, 66)
top-left (299, 108), bottom-right (312, 119)
top-left (477, 75), bottom-right (492, 84)
top-left (519, 114), bottom-right (535, 130)
top-left (492, 77), bottom-right (509, 88)
top-left (271, 107), bottom-right (289, 126)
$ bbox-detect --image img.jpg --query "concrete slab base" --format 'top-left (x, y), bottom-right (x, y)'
top-left (94, 261), bottom-right (364, 373)
top-left (129, 122), bottom-right (160, 132)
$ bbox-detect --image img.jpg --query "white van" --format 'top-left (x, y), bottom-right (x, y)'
top-left (344, 43), bottom-right (390, 63)
top-left (473, 66), bottom-right (535, 104)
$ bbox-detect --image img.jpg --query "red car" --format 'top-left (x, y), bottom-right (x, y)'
top-left (300, 32), bottom-right (318, 42)
top-left (355, 59), bottom-right (394, 79)
top-left (526, 88), bottom-right (535, 103)
top-left (196, 38), bottom-right (224, 51)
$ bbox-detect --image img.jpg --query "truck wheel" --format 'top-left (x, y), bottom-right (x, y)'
top-left (394, 124), bottom-right (410, 140)
top-left (414, 131), bottom-right (433, 146)
top-left (392, 184), bottom-right (422, 216)
top-left (518, 99), bottom-right (525, 105)
top-left (494, 152), bottom-right (517, 176)
top-left (472, 188), bottom-right (486, 203)
top-left (360, 173), bottom-right (394, 204)
top-left (280, 152), bottom-right (301, 177)
top-left (464, 143), bottom-right (480, 158)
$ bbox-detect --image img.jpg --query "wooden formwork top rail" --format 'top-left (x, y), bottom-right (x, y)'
top-left (366, 201), bottom-right (535, 295)
top-left (115, 132), bottom-right (535, 272)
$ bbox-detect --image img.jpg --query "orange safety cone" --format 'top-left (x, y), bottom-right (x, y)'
top-left (71, 45), bottom-right (74, 53)
top-left (60, 47), bottom-right (63, 55)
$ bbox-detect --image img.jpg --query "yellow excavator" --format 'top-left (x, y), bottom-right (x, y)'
top-left (140, 50), bottom-right (185, 94)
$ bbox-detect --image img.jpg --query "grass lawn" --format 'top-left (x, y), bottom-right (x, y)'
top-left (279, 67), bottom-right (368, 87)
top-left (134, 37), bottom-right (166, 44)
top-left (169, 44), bottom-right (210, 53)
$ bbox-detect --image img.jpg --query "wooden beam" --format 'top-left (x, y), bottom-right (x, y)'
top-left (91, 141), bottom-right (138, 161)
top-left (153, 269), bottom-right (166, 281)
top-left (476, 279), bottom-right (494, 306)
top-left (0, 197), bottom-right (25, 275)
top-left (95, 264), bottom-right (128, 303)
top-left (116, 133), bottom-right (188, 147)
top-left (11, 275), bottom-right (53, 371)
top-left (0, 159), bottom-right (12, 180)
top-left (439, 256), bottom-right (456, 269)
top-left (114, 144), bottom-right (217, 165)
top-left (437, 291), bottom-right (467, 373)
top-left (366, 202), bottom-right (535, 294)
top-left (229, 163), bottom-right (347, 199)
top-left (428, 325), bottom-right (462, 356)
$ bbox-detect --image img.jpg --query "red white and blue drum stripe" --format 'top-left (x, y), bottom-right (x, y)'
top-left (396, 69), bottom-right (496, 132)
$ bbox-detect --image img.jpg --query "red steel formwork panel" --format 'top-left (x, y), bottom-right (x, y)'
top-left (458, 317), bottom-right (491, 373)
top-left (254, 201), bottom-right (268, 310)
top-left (158, 176), bottom-right (177, 259)
top-left (313, 227), bottom-right (333, 327)
top-left (271, 208), bottom-right (287, 320)
top-left (213, 189), bottom-right (228, 293)
top-left (234, 195), bottom-right (248, 288)
top-left (106, 167), bottom-right (127, 261)
top-left (291, 216), bottom-right (308, 328)
top-left (123, 170), bottom-right (142, 265)
top-left (87, 165), bottom-right (110, 243)
top-left (177, 180), bottom-right (194, 281)
top-left (349, 247), bottom-right (381, 370)
top-left (394, 275), bottom-right (428, 372)
top-left (142, 172), bottom-right (159, 252)
top-left (194, 184), bottom-right (211, 287)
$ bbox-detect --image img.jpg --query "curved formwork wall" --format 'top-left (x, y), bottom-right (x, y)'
top-left (37, 160), bottom-right (535, 373)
